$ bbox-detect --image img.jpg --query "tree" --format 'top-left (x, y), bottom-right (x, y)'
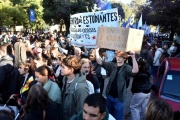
top-left (0, 0), bottom-right (45, 32)
top-left (129, 0), bottom-right (147, 14)
top-left (147, 0), bottom-right (180, 40)
top-left (0, 6), bottom-right (29, 29)
top-left (43, 0), bottom-right (94, 33)
top-left (111, 2), bottom-right (125, 20)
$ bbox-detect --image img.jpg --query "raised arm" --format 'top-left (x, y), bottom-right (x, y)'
top-left (130, 51), bottom-right (139, 73)
top-left (95, 47), bottom-right (102, 65)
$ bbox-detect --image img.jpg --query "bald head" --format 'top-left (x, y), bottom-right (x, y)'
top-left (74, 47), bottom-right (82, 57)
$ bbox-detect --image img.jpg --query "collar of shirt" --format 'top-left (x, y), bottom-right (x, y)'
top-left (67, 77), bottom-right (75, 84)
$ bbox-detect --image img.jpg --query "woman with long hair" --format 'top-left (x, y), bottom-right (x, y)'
top-left (130, 57), bottom-right (152, 120)
top-left (21, 84), bottom-right (61, 120)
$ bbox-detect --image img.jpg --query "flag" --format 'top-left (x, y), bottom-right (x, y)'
top-left (155, 25), bottom-right (159, 34)
top-left (133, 21), bottom-right (138, 29)
top-left (145, 26), bottom-right (151, 35)
top-left (155, 25), bottom-right (159, 37)
top-left (126, 14), bottom-right (134, 28)
top-left (137, 14), bottom-right (142, 29)
top-left (150, 33), bottom-right (153, 43)
top-left (122, 22), bottom-right (127, 27)
top-left (29, 9), bottom-right (36, 22)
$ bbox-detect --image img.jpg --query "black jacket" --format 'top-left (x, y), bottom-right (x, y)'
top-left (0, 64), bottom-right (20, 103)
top-left (131, 71), bottom-right (151, 94)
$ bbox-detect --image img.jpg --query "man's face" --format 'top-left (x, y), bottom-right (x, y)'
top-left (75, 50), bottom-right (81, 57)
top-left (60, 63), bottom-right (72, 76)
top-left (163, 45), bottom-right (168, 50)
top-left (115, 55), bottom-right (125, 64)
top-left (81, 63), bottom-right (90, 75)
top-left (83, 103), bottom-right (106, 120)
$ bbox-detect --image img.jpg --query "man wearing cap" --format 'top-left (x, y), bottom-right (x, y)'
top-left (95, 48), bottom-right (138, 120)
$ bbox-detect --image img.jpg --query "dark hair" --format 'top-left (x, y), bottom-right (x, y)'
top-left (146, 97), bottom-right (173, 120)
top-left (137, 57), bottom-right (149, 73)
top-left (7, 44), bottom-right (13, 55)
top-left (22, 84), bottom-right (49, 118)
top-left (62, 55), bottom-right (81, 74)
top-left (35, 65), bottom-right (51, 78)
top-left (0, 110), bottom-right (14, 120)
top-left (84, 93), bottom-right (106, 114)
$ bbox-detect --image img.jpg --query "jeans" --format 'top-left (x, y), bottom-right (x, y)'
top-left (151, 66), bottom-right (159, 78)
top-left (107, 95), bottom-right (124, 120)
top-left (130, 92), bottom-right (151, 120)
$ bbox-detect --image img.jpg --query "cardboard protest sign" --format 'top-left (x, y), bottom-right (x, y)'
top-left (96, 27), bottom-right (144, 53)
top-left (70, 8), bottom-right (119, 48)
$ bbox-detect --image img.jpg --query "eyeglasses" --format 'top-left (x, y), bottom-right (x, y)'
top-left (83, 66), bottom-right (90, 69)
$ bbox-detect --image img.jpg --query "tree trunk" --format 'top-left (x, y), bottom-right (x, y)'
top-left (170, 26), bottom-right (175, 41)
top-left (63, 17), bottom-right (70, 36)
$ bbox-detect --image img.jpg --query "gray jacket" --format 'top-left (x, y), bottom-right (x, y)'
top-left (102, 61), bottom-right (133, 102)
top-left (43, 80), bottom-right (62, 104)
top-left (62, 72), bottom-right (89, 120)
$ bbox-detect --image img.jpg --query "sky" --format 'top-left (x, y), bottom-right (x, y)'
top-left (115, 0), bottom-right (132, 4)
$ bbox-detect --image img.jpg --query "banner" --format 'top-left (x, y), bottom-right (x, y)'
top-left (29, 9), bottom-right (35, 22)
top-left (15, 26), bottom-right (24, 31)
top-left (96, 27), bottom-right (144, 53)
top-left (70, 8), bottom-right (119, 48)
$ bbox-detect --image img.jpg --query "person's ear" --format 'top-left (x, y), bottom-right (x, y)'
top-left (101, 112), bottom-right (106, 120)
top-left (69, 67), bottom-right (74, 74)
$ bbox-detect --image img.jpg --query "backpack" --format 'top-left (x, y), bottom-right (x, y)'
top-left (159, 51), bottom-right (169, 64)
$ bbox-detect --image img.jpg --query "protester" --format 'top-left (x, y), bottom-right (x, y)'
top-left (10, 57), bottom-right (36, 105)
top-left (0, 44), bottom-right (13, 66)
top-left (70, 93), bottom-right (115, 120)
top-left (130, 57), bottom-right (151, 120)
top-left (74, 47), bottom-right (88, 59)
top-left (168, 41), bottom-right (178, 57)
top-left (61, 55), bottom-right (89, 120)
top-left (95, 48), bottom-right (139, 120)
top-left (21, 84), bottom-right (62, 120)
top-left (80, 58), bottom-right (100, 93)
top-left (35, 65), bottom-right (62, 104)
top-left (54, 54), bottom-right (66, 89)
top-left (0, 110), bottom-right (14, 120)
top-left (146, 97), bottom-right (174, 120)
top-left (152, 44), bottom-right (169, 77)
top-left (0, 44), bottom-right (19, 103)
top-left (89, 49), bottom-right (104, 93)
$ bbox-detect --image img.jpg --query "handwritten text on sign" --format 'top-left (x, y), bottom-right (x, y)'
top-left (96, 27), bottom-right (144, 53)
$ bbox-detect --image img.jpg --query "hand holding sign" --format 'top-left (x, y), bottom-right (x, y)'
top-left (96, 27), bottom-right (144, 53)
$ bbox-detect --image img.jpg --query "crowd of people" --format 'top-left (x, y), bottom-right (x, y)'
top-left (0, 32), bottom-right (179, 120)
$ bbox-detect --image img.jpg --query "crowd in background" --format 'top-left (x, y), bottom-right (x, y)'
top-left (0, 31), bottom-right (179, 120)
